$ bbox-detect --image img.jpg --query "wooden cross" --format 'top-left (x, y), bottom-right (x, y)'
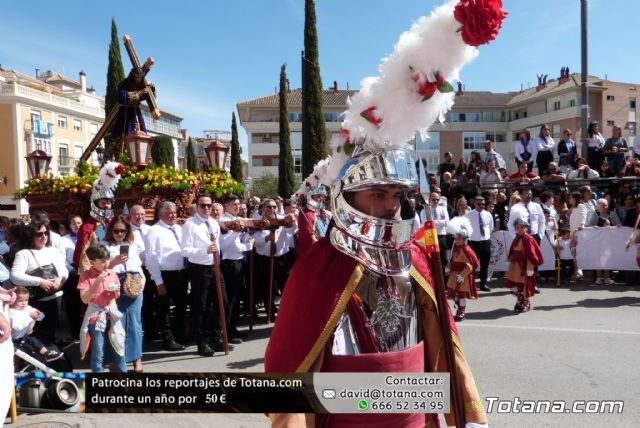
top-left (79, 35), bottom-right (161, 162)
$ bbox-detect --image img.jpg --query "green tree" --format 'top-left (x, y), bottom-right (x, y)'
top-left (278, 64), bottom-right (296, 198)
top-left (187, 138), bottom-right (198, 172)
top-left (230, 112), bottom-right (243, 182)
top-left (151, 135), bottom-right (175, 168)
top-left (251, 172), bottom-right (279, 199)
top-left (301, 0), bottom-right (327, 178)
top-left (104, 18), bottom-right (126, 161)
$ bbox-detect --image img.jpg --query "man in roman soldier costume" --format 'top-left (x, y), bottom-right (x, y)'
top-left (445, 217), bottom-right (479, 322)
top-left (504, 205), bottom-right (544, 313)
top-left (295, 170), bottom-right (332, 257)
top-left (73, 162), bottom-right (125, 272)
top-left (264, 0), bottom-right (509, 424)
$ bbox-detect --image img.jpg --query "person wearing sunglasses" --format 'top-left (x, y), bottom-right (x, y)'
top-left (101, 214), bottom-right (145, 372)
top-left (10, 221), bottom-right (68, 345)
top-left (181, 193), bottom-right (229, 357)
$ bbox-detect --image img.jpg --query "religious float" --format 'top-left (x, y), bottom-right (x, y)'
top-left (14, 34), bottom-right (242, 222)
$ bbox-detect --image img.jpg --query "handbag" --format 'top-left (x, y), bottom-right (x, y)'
top-left (122, 271), bottom-right (145, 298)
top-left (26, 250), bottom-right (59, 300)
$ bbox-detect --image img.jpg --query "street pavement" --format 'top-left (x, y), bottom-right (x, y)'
top-left (6, 277), bottom-right (640, 428)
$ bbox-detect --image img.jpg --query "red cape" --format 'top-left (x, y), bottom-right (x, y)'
top-left (265, 237), bottom-right (458, 373)
top-left (296, 208), bottom-right (317, 257)
top-left (508, 233), bottom-right (544, 266)
top-left (73, 217), bottom-right (98, 266)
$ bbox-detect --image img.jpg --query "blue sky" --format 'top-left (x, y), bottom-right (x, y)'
top-left (0, 0), bottom-right (636, 159)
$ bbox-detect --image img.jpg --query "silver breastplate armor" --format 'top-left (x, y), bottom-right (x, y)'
top-left (332, 270), bottom-right (418, 355)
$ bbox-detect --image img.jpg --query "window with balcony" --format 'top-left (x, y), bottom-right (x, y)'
top-left (73, 119), bottom-right (82, 132)
top-left (58, 115), bottom-right (67, 129)
top-left (607, 95), bottom-right (615, 101)
top-left (607, 120), bottom-right (615, 126)
top-left (90, 123), bottom-right (98, 134)
top-left (569, 99), bottom-right (576, 107)
top-left (553, 101), bottom-right (561, 111)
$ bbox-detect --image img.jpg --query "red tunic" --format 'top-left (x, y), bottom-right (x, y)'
top-left (504, 234), bottom-right (543, 298)
top-left (447, 244), bottom-right (479, 299)
top-left (265, 238), bottom-right (486, 427)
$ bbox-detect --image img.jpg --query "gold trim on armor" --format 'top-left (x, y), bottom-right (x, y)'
top-left (411, 265), bottom-right (464, 354)
top-left (465, 400), bottom-right (486, 413)
top-left (296, 264), bottom-right (365, 372)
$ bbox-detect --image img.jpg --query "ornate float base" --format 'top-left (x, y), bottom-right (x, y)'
top-left (25, 186), bottom-right (199, 224)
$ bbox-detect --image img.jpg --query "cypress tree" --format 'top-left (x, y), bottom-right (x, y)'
top-left (301, 0), bottom-right (327, 178)
top-left (151, 135), bottom-right (175, 168)
top-left (230, 112), bottom-right (243, 182)
top-left (278, 64), bottom-right (296, 198)
top-left (104, 18), bottom-right (126, 161)
top-left (187, 138), bottom-right (198, 172)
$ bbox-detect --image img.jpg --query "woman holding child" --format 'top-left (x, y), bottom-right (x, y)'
top-left (101, 215), bottom-right (145, 373)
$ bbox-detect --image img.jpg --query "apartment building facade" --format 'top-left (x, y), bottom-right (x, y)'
top-left (0, 69), bottom-right (105, 217)
top-left (0, 68), bottom-right (185, 217)
top-left (236, 84), bottom-right (356, 180)
top-left (237, 71), bottom-right (638, 180)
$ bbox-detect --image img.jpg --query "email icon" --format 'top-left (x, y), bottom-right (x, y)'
top-left (322, 389), bottom-right (336, 399)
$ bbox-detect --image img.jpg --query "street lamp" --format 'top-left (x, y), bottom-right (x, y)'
top-left (124, 120), bottom-right (154, 169)
top-left (95, 144), bottom-right (105, 163)
top-left (204, 139), bottom-right (230, 170)
top-left (25, 150), bottom-right (52, 178)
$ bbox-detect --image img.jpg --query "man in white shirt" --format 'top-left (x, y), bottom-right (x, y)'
top-left (145, 201), bottom-right (187, 351)
top-left (465, 196), bottom-right (494, 291)
top-left (128, 204), bottom-right (157, 342)
top-left (419, 191), bottom-right (450, 271)
top-left (181, 193), bottom-right (229, 356)
top-left (253, 198), bottom-right (297, 322)
top-left (508, 190), bottom-right (545, 242)
top-left (539, 191), bottom-right (560, 223)
top-left (219, 194), bottom-right (252, 342)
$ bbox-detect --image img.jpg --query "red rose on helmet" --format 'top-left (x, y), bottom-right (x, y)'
top-left (454, 0), bottom-right (508, 47)
top-left (417, 81), bottom-right (437, 98)
top-left (115, 164), bottom-right (125, 175)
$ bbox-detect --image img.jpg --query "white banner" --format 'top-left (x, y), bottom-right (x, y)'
top-left (575, 227), bottom-right (637, 270)
top-left (487, 231), bottom-right (556, 272)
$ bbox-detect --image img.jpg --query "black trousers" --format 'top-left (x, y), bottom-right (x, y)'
top-left (141, 266), bottom-right (158, 337)
top-left (187, 262), bottom-right (227, 346)
top-left (469, 240), bottom-right (491, 287)
top-left (255, 252), bottom-right (295, 311)
top-left (62, 272), bottom-right (81, 338)
top-left (31, 295), bottom-right (61, 345)
top-left (220, 259), bottom-right (244, 332)
top-left (560, 259), bottom-right (574, 281)
top-left (536, 150), bottom-right (553, 175)
top-left (157, 269), bottom-right (189, 342)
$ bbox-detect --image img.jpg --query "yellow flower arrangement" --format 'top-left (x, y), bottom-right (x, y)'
top-left (16, 164), bottom-right (244, 201)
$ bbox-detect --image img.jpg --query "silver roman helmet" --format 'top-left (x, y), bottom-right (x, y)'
top-left (327, 144), bottom-right (419, 276)
top-left (89, 162), bottom-right (124, 223)
top-left (308, 0), bottom-right (506, 275)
